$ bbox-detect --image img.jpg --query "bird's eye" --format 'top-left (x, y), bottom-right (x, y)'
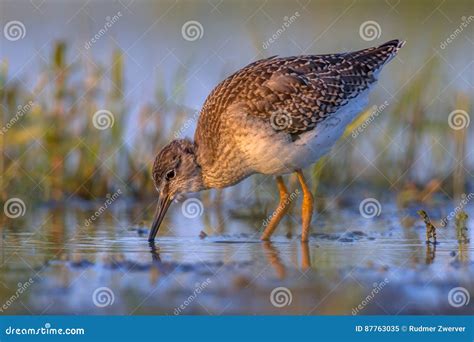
top-left (165, 169), bottom-right (176, 180)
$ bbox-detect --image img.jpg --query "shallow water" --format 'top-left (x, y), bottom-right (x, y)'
top-left (0, 195), bottom-right (473, 315)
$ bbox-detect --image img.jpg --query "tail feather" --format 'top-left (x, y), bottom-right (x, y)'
top-left (352, 39), bottom-right (405, 73)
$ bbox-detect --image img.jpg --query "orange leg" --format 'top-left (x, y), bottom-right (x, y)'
top-left (296, 169), bottom-right (313, 242)
top-left (260, 176), bottom-right (290, 241)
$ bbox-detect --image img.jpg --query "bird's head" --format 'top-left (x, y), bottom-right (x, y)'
top-left (148, 139), bottom-right (203, 241)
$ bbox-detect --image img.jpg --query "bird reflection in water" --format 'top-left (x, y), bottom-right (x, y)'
top-left (149, 242), bottom-right (162, 285)
top-left (148, 240), bottom-right (312, 284)
top-left (263, 241), bottom-right (312, 279)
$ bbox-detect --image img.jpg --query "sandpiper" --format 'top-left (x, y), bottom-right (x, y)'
top-left (149, 39), bottom-right (405, 242)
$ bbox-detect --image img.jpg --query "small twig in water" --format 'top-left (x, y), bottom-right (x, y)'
top-left (417, 209), bottom-right (437, 244)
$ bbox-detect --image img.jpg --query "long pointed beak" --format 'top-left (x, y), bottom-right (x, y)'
top-left (148, 195), bottom-right (172, 242)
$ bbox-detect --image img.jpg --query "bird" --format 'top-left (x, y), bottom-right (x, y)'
top-left (148, 39), bottom-right (405, 242)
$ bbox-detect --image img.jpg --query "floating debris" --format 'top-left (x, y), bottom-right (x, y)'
top-left (128, 225), bottom-right (148, 236)
top-left (455, 211), bottom-right (469, 243)
top-left (417, 209), bottom-right (437, 244)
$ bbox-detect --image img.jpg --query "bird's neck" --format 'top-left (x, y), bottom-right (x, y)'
top-left (194, 139), bottom-right (252, 190)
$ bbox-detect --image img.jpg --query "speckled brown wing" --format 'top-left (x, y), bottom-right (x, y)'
top-left (247, 39), bottom-right (405, 135)
top-left (198, 39), bottom-right (404, 139)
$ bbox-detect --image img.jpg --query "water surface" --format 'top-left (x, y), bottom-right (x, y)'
top-left (1, 195), bottom-right (473, 315)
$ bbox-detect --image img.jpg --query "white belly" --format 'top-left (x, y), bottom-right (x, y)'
top-left (239, 92), bottom-right (369, 175)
